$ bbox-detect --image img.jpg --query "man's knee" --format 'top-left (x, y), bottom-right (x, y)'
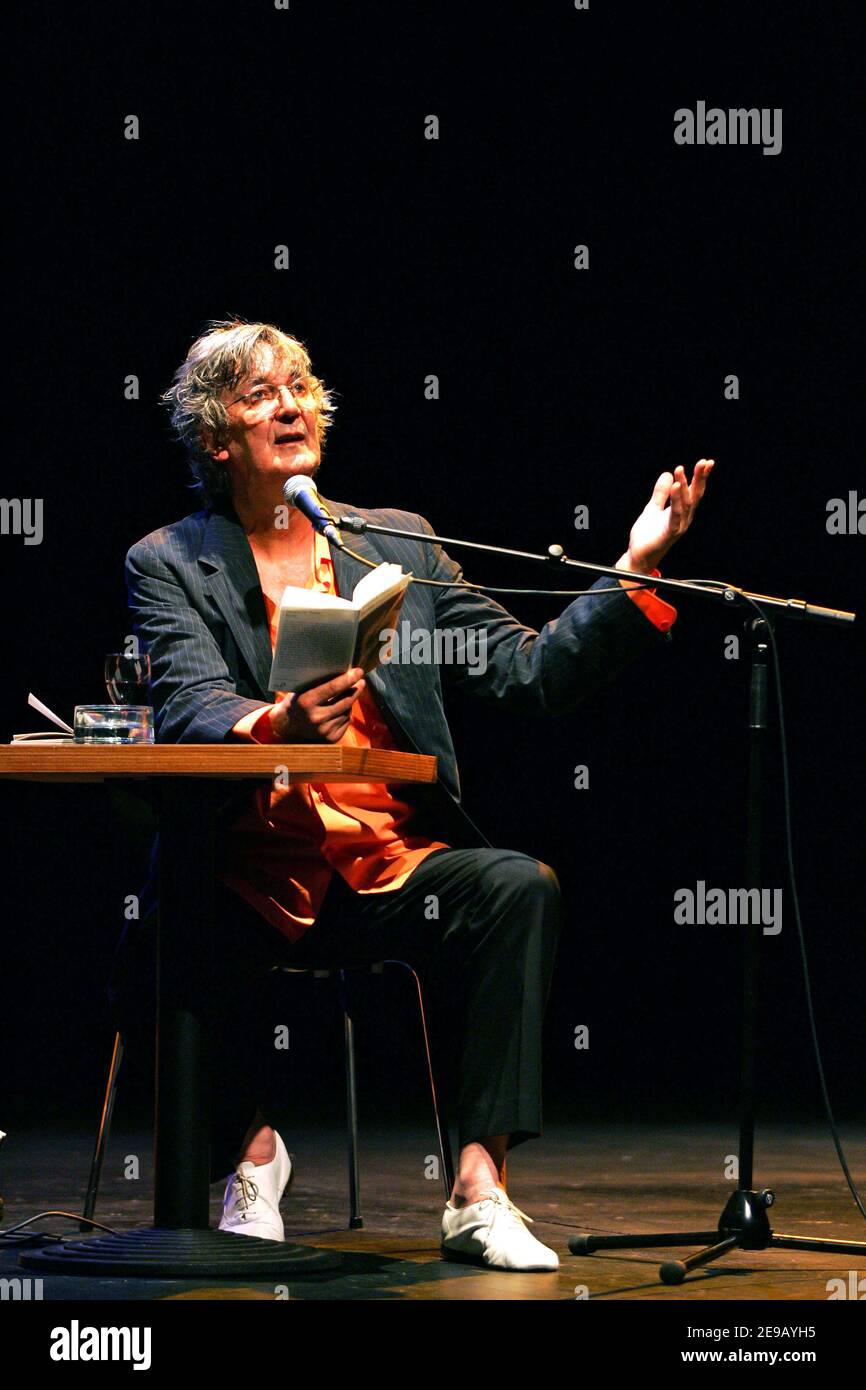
top-left (484, 850), bottom-right (559, 889)
top-left (535, 858), bottom-right (562, 902)
top-left (478, 852), bottom-right (562, 925)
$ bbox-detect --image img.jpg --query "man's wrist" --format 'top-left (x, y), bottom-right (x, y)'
top-left (249, 704), bottom-right (281, 743)
top-left (615, 551), bottom-right (657, 590)
top-left (265, 705), bottom-right (286, 742)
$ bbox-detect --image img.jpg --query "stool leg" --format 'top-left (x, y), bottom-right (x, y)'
top-left (399, 964), bottom-right (455, 1203)
top-left (81, 1032), bottom-right (124, 1231)
top-left (339, 971), bottom-right (364, 1230)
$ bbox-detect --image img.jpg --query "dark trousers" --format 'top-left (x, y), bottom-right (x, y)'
top-left (111, 847), bottom-right (562, 1182)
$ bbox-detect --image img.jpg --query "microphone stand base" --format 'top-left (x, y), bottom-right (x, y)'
top-left (568, 1188), bottom-right (866, 1286)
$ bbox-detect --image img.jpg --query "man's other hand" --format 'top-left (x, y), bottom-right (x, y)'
top-left (616, 460), bottom-right (714, 578)
top-left (268, 667), bottom-right (366, 744)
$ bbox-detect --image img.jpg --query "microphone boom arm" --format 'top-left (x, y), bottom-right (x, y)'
top-left (336, 515), bottom-right (855, 627)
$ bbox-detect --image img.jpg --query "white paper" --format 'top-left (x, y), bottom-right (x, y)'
top-left (28, 692), bottom-right (74, 734)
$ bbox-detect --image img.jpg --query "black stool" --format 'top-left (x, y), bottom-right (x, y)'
top-left (84, 959), bottom-right (455, 1232)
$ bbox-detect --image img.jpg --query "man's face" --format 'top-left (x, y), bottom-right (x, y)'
top-left (210, 345), bottom-right (322, 496)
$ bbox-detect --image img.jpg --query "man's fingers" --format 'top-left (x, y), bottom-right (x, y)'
top-left (311, 667), bottom-right (365, 704)
top-left (669, 472), bottom-right (686, 527)
top-left (690, 458), bottom-right (715, 503)
top-left (318, 712), bottom-right (351, 742)
top-left (650, 461), bottom-right (714, 517)
top-left (309, 687), bottom-right (363, 726)
top-left (322, 678), bottom-right (365, 709)
top-left (650, 471), bottom-right (674, 508)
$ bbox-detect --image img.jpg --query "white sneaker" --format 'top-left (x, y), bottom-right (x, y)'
top-left (218, 1131), bottom-right (293, 1242)
top-left (441, 1188), bottom-right (559, 1271)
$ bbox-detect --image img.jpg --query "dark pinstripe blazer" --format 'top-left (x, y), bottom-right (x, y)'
top-left (125, 496), bottom-right (667, 849)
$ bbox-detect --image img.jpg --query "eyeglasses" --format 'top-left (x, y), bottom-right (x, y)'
top-left (228, 377), bottom-right (319, 418)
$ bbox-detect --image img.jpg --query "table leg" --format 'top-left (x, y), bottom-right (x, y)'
top-left (154, 778), bottom-right (214, 1228)
top-left (20, 777), bottom-right (339, 1277)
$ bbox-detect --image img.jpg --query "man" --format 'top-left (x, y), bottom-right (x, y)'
top-left (114, 317), bottom-right (713, 1272)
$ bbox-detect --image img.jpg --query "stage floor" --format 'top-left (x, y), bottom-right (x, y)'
top-left (2, 1122), bottom-right (863, 1301)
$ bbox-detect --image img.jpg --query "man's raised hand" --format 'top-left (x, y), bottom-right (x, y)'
top-left (616, 460), bottom-right (715, 577)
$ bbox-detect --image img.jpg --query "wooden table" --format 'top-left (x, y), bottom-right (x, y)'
top-left (1, 742), bottom-right (436, 1276)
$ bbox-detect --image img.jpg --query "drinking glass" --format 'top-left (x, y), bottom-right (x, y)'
top-left (104, 653), bottom-right (151, 705)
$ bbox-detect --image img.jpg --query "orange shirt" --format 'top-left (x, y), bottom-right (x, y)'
top-left (218, 532), bottom-right (449, 942)
top-left (220, 531), bottom-right (677, 944)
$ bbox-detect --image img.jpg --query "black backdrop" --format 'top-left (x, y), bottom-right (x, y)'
top-left (5, 2), bottom-right (863, 1137)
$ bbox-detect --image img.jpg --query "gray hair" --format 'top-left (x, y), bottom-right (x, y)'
top-left (161, 318), bottom-right (336, 505)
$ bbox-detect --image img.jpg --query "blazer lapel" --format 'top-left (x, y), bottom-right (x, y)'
top-left (198, 505), bottom-right (274, 699)
top-left (195, 495), bottom-right (426, 720)
top-left (321, 496), bottom-right (425, 747)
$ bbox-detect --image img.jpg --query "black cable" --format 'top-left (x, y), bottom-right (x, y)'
top-left (737, 592), bottom-right (866, 1222)
top-left (0, 1210), bottom-right (118, 1246)
top-left (350, 540), bottom-right (863, 1214)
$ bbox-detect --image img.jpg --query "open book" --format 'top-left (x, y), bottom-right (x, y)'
top-left (12, 693), bottom-right (75, 741)
top-left (268, 562), bottom-right (410, 694)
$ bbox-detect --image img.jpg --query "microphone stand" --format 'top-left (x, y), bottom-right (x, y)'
top-left (337, 515), bottom-right (855, 625)
top-left (338, 513), bottom-right (864, 1285)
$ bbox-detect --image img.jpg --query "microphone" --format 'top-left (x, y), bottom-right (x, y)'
top-left (282, 476), bottom-right (345, 549)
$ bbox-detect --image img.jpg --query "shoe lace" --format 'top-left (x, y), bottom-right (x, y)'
top-left (233, 1173), bottom-right (260, 1212)
top-left (483, 1189), bottom-right (533, 1225)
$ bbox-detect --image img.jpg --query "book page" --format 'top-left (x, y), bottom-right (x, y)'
top-left (351, 563), bottom-right (407, 611)
top-left (12, 732), bottom-right (75, 742)
top-left (28, 692), bottom-right (75, 734)
top-left (352, 575), bottom-right (411, 672)
top-left (274, 584), bottom-right (354, 612)
top-left (268, 609), bottom-right (359, 693)
top-left (266, 564), bottom-right (409, 692)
